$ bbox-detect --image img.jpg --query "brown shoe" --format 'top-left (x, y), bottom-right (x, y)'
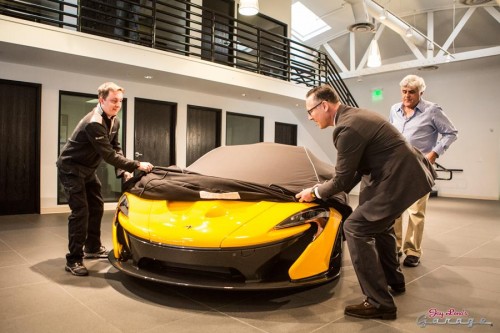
top-left (345, 300), bottom-right (397, 320)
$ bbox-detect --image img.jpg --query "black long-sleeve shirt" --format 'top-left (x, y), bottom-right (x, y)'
top-left (57, 105), bottom-right (139, 177)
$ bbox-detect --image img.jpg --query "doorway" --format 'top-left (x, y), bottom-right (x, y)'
top-left (186, 105), bottom-right (221, 166)
top-left (134, 98), bottom-right (177, 167)
top-left (0, 79), bottom-right (41, 215)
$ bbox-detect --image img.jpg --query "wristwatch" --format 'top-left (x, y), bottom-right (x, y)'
top-left (310, 186), bottom-right (318, 199)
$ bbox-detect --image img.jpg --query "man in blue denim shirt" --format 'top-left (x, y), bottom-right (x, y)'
top-left (389, 74), bottom-right (458, 267)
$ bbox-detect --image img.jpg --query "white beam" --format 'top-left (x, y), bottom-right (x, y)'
top-left (437, 7), bottom-right (475, 57)
top-left (322, 43), bottom-right (348, 73)
top-left (402, 37), bottom-right (426, 61)
top-left (340, 46), bottom-right (500, 79)
top-left (426, 11), bottom-right (434, 59)
top-left (365, 0), bottom-right (426, 46)
top-left (483, 6), bottom-right (500, 24)
top-left (350, 32), bottom-right (356, 71)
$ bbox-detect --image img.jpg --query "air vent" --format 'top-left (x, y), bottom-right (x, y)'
top-left (346, 0), bottom-right (375, 33)
top-left (348, 22), bottom-right (375, 32)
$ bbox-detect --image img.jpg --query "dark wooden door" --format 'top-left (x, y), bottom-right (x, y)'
top-left (186, 105), bottom-right (221, 166)
top-left (0, 80), bottom-right (40, 215)
top-left (275, 122), bottom-right (297, 146)
top-left (134, 98), bottom-right (177, 167)
top-left (201, 0), bottom-right (234, 64)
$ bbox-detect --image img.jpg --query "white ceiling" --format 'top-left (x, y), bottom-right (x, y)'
top-left (293, 0), bottom-right (500, 78)
top-left (0, 0), bottom-right (498, 105)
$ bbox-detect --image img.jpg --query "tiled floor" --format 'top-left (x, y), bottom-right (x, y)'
top-left (0, 196), bottom-right (499, 333)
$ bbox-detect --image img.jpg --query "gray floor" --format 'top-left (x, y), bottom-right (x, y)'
top-left (0, 196), bottom-right (499, 333)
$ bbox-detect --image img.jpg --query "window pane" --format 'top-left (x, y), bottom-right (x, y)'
top-left (226, 112), bottom-right (263, 145)
top-left (58, 92), bottom-right (126, 204)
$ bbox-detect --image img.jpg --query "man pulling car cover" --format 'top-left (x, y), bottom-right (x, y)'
top-left (296, 85), bottom-right (436, 320)
top-left (57, 82), bottom-right (154, 276)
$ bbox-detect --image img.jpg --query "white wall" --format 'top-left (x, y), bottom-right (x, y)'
top-left (1, 10), bottom-right (498, 214)
top-left (0, 60), bottom-right (327, 213)
top-left (259, 0), bottom-right (292, 37)
top-left (341, 56), bottom-right (500, 200)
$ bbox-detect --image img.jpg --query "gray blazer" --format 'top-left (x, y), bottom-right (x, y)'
top-left (317, 105), bottom-right (436, 222)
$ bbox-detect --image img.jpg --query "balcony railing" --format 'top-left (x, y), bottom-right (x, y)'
top-left (0, 0), bottom-right (357, 107)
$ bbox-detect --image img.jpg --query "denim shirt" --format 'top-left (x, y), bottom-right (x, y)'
top-left (389, 99), bottom-right (458, 156)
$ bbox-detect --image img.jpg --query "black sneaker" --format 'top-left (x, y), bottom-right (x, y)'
top-left (83, 246), bottom-right (109, 259)
top-left (403, 255), bottom-right (420, 267)
top-left (65, 262), bottom-right (89, 276)
top-left (389, 283), bottom-right (406, 295)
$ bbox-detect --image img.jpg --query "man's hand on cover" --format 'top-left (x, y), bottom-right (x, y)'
top-left (295, 187), bottom-right (314, 203)
top-left (123, 172), bottom-right (133, 181)
top-left (137, 162), bottom-right (154, 173)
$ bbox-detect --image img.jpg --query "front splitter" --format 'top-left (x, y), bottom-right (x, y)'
top-left (108, 251), bottom-right (340, 291)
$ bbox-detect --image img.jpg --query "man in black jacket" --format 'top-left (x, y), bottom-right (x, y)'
top-left (57, 82), bottom-right (153, 276)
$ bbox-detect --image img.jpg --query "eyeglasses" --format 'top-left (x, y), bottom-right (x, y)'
top-left (307, 101), bottom-right (323, 116)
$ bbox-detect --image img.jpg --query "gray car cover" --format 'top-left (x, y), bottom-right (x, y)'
top-left (124, 143), bottom-right (352, 219)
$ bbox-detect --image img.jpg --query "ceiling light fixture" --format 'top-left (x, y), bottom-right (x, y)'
top-left (365, 1), bottom-right (456, 65)
top-left (239, 0), bottom-right (259, 16)
top-left (367, 40), bottom-right (382, 68)
top-left (445, 54), bottom-right (452, 62)
top-left (379, 9), bottom-right (387, 21)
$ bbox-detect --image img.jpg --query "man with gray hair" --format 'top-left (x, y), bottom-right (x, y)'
top-left (389, 74), bottom-right (458, 267)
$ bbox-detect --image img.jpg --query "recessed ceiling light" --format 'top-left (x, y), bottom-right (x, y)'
top-left (144, 75), bottom-right (153, 79)
top-left (241, 93), bottom-right (246, 97)
top-left (418, 65), bottom-right (439, 71)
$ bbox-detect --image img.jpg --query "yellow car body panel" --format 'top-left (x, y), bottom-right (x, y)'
top-left (117, 194), bottom-right (154, 239)
top-left (119, 193), bottom-right (320, 248)
top-left (288, 209), bottom-right (343, 280)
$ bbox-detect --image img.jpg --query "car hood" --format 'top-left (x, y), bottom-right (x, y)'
top-left (123, 193), bottom-right (314, 248)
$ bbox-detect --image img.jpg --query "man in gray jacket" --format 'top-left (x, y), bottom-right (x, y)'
top-left (57, 82), bottom-right (153, 276)
top-left (296, 85), bottom-right (435, 320)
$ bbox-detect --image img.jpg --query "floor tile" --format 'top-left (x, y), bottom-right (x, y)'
top-left (0, 197), bottom-right (498, 333)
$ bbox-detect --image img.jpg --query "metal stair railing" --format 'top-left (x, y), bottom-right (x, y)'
top-left (0, 0), bottom-right (358, 106)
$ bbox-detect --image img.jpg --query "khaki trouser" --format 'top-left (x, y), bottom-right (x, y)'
top-left (394, 193), bottom-right (430, 258)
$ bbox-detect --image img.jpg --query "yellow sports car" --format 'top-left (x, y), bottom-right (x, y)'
top-left (109, 143), bottom-right (351, 289)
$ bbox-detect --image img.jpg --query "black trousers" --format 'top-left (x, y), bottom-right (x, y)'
top-left (58, 169), bottom-right (104, 264)
top-left (343, 209), bottom-right (405, 309)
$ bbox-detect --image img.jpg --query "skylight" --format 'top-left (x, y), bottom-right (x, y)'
top-left (292, 2), bottom-right (331, 42)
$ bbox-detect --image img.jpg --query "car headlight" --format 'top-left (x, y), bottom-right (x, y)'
top-left (274, 207), bottom-right (329, 240)
top-left (274, 208), bottom-right (329, 229)
top-left (118, 194), bottom-right (129, 216)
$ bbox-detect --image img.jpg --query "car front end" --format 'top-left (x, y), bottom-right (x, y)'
top-left (109, 192), bottom-right (344, 290)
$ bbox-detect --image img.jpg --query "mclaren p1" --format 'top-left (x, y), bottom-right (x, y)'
top-left (109, 143), bottom-right (351, 290)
